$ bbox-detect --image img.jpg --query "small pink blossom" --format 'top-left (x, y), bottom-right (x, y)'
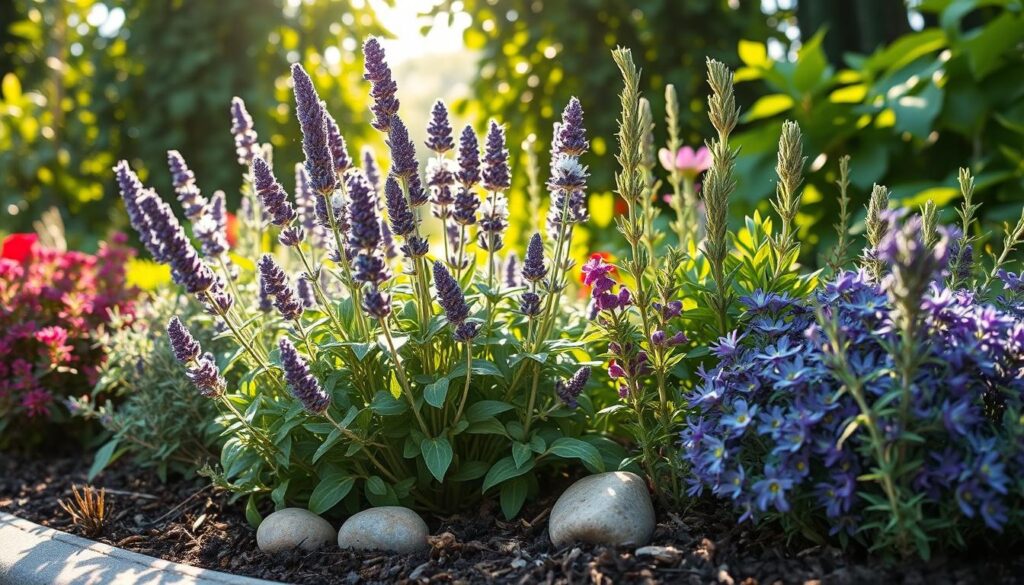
top-left (659, 145), bottom-right (712, 178)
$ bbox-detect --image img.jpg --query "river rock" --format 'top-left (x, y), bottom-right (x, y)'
top-left (337, 506), bottom-right (429, 553)
top-left (256, 508), bottom-right (336, 553)
top-left (548, 471), bottom-right (655, 547)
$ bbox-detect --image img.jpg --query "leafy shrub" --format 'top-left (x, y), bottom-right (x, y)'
top-left (70, 292), bottom-right (225, 482)
top-left (0, 232), bottom-right (137, 449)
top-left (114, 37), bottom-right (617, 520)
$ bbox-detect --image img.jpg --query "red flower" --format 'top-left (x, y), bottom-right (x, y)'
top-left (1, 233), bottom-right (38, 263)
top-left (226, 212), bottom-right (239, 248)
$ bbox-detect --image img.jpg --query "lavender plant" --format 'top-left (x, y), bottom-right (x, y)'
top-left (115, 38), bottom-right (610, 520)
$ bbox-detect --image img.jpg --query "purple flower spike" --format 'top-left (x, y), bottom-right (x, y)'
top-left (457, 125), bottom-right (481, 188)
top-left (362, 147), bottom-right (381, 193)
top-left (384, 177), bottom-right (415, 237)
top-left (346, 171), bottom-right (382, 253)
top-left (167, 317), bottom-right (201, 363)
top-left (504, 251), bottom-right (521, 288)
top-left (363, 37), bottom-right (399, 132)
top-left (386, 116), bottom-right (419, 181)
top-left (253, 155), bottom-right (296, 227)
top-left (454, 321), bottom-right (480, 342)
top-left (258, 254), bottom-right (303, 321)
top-left (114, 161), bottom-right (154, 252)
top-left (291, 63), bottom-right (336, 196)
top-left (325, 110), bottom-right (351, 174)
top-left (556, 366), bottom-right (591, 408)
top-left (362, 288), bottom-right (392, 318)
top-left (556, 97), bottom-right (588, 157)
top-left (167, 150), bottom-right (207, 220)
top-left (230, 97), bottom-right (259, 166)
top-left (279, 338), bottom-right (330, 414)
top-left (520, 291), bottom-right (541, 317)
top-left (194, 190), bottom-right (229, 258)
top-left (522, 233), bottom-right (547, 282)
top-left (426, 100), bottom-right (455, 153)
top-left (137, 193), bottom-right (216, 294)
top-left (188, 352), bottom-right (226, 398)
top-left (433, 261), bottom-right (470, 325)
top-left (453, 187), bottom-right (479, 226)
top-left (482, 121), bottom-right (511, 192)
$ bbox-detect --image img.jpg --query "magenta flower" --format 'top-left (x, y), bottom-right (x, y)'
top-left (659, 145), bottom-right (711, 178)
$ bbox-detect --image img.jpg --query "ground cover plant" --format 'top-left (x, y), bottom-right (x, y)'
top-left (113, 37), bottom-right (619, 521)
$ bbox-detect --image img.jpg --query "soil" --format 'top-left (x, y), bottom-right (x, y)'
top-left (1, 454), bottom-right (1022, 585)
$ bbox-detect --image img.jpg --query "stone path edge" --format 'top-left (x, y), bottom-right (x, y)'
top-left (0, 511), bottom-right (281, 585)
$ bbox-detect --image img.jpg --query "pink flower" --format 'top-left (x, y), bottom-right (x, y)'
top-left (1, 233), bottom-right (38, 263)
top-left (659, 146), bottom-right (712, 178)
top-left (20, 388), bottom-right (53, 418)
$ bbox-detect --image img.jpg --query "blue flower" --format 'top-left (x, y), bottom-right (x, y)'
top-left (752, 466), bottom-right (793, 513)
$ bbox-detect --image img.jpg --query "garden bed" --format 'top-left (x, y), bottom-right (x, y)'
top-left (2, 454), bottom-right (1021, 584)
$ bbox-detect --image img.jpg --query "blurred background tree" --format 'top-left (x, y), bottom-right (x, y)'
top-left (1, 0), bottom-right (384, 248)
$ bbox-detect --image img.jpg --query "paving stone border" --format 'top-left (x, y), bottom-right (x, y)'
top-left (0, 512), bottom-right (280, 585)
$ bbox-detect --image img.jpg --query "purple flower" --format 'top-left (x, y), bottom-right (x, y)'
top-left (279, 338), bottom-right (330, 414)
top-left (294, 164), bottom-right (326, 247)
top-left (167, 317), bottom-right (201, 363)
top-left (362, 288), bottom-right (392, 319)
top-left (291, 63), bottom-right (336, 196)
top-left (258, 254), bottom-right (303, 321)
top-left (556, 366), bottom-right (591, 408)
top-left (452, 186), bottom-right (479, 226)
top-left (137, 192), bottom-right (216, 294)
top-left (187, 352), bottom-right (226, 398)
top-left (426, 100), bottom-right (454, 153)
top-left (454, 320), bottom-right (480, 342)
top-left (296, 275), bottom-right (315, 309)
top-left (346, 171), bottom-right (382, 253)
top-left (477, 192), bottom-right (509, 252)
top-left (752, 466), bottom-right (793, 513)
top-left (325, 111), bottom-right (351, 174)
top-left (386, 116), bottom-right (420, 182)
top-left (252, 155), bottom-right (296, 227)
top-left (522, 233), bottom-right (547, 283)
top-left (384, 176), bottom-right (415, 237)
top-left (520, 291), bottom-right (541, 317)
top-left (229, 97), bottom-right (259, 166)
top-left (481, 121), bottom-right (511, 192)
top-left (554, 97), bottom-right (588, 157)
top-left (363, 37), bottom-right (399, 132)
top-left (194, 190), bottom-right (229, 258)
top-left (457, 125), bottom-right (481, 188)
top-left (167, 150), bottom-right (207, 220)
top-left (433, 261), bottom-right (470, 325)
top-left (362, 147), bottom-right (381, 193)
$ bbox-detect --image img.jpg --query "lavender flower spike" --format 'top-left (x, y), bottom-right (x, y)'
top-left (279, 338), bottom-right (330, 414)
top-left (457, 125), bottom-right (481, 188)
top-left (194, 190), bottom-right (229, 258)
top-left (229, 97), bottom-right (259, 166)
top-left (387, 116), bottom-right (420, 181)
top-left (385, 177), bottom-right (416, 237)
top-left (188, 353), bottom-right (226, 398)
top-left (167, 150), bottom-right (207, 220)
top-left (363, 37), bottom-right (399, 132)
top-left (556, 97), bottom-right (588, 157)
top-left (362, 147), bottom-right (381, 193)
top-left (167, 316), bottom-right (201, 363)
top-left (252, 155), bottom-right (296, 227)
top-left (453, 186), bottom-right (479, 226)
top-left (325, 110), bottom-right (352, 174)
top-left (426, 100), bottom-right (455, 153)
top-left (291, 63), bottom-right (336, 195)
top-left (522, 233), bottom-right (547, 282)
top-left (556, 366), bottom-right (591, 408)
top-left (257, 254), bottom-right (304, 321)
top-left (433, 261), bottom-right (470, 325)
top-left (482, 121), bottom-right (511, 192)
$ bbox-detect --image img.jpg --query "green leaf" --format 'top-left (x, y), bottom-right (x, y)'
top-left (309, 472), bottom-right (355, 514)
top-left (271, 479), bottom-right (290, 509)
top-left (482, 456), bottom-right (535, 492)
top-left (424, 377), bottom-right (450, 409)
top-left (737, 39), bottom-right (767, 68)
top-left (465, 400), bottom-right (515, 422)
top-left (389, 372), bottom-right (402, 399)
top-left (312, 428), bottom-right (343, 463)
top-left (245, 494), bottom-right (263, 528)
top-left (420, 437), bottom-right (454, 482)
top-left (464, 417), bottom-right (507, 435)
top-left (450, 460), bottom-right (489, 481)
top-left (512, 442), bottom-right (532, 468)
top-left (499, 477), bottom-right (528, 519)
top-left (547, 437), bottom-right (605, 472)
top-left (370, 391), bottom-right (407, 416)
top-left (743, 94), bottom-right (795, 122)
top-left (88, 439), bottom-right (121, 481)
top-left (366, 475), bottom-right (387, 496)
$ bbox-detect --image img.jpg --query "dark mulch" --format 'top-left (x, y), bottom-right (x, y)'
top-left (1, 454), bottom-right (1021, 585)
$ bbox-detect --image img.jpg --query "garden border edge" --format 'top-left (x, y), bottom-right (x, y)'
top-left (0, 512), bottom-right (280, 585)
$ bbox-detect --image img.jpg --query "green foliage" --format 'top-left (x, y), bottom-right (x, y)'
top-left (731, 0), bottom-right (1024, 262)
top-left (0, 0), bottom-right (383, 247)
top-left (430, 0), bottom-right (780, 236)
top-left (71, 293), bottom-right (225, 482)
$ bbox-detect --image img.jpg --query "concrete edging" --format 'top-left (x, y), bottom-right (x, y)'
top-left (0, 512), bottom-right (280, 585)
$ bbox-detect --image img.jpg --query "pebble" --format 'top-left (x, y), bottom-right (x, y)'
top-left (256, 508), bottom-right (336, 553)
top-left (635, 545), bottom-right (681, 563)
top-left (548, 471), bottom-right (656, 547)
top-left (337, 506), bottom-right (429, 553)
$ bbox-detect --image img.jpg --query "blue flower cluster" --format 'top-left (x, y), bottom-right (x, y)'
top-left (682, 268), bottom-right (1024, 537)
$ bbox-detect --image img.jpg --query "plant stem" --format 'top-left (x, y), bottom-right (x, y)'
top-left (378, 319), bottom-right (430, 436)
